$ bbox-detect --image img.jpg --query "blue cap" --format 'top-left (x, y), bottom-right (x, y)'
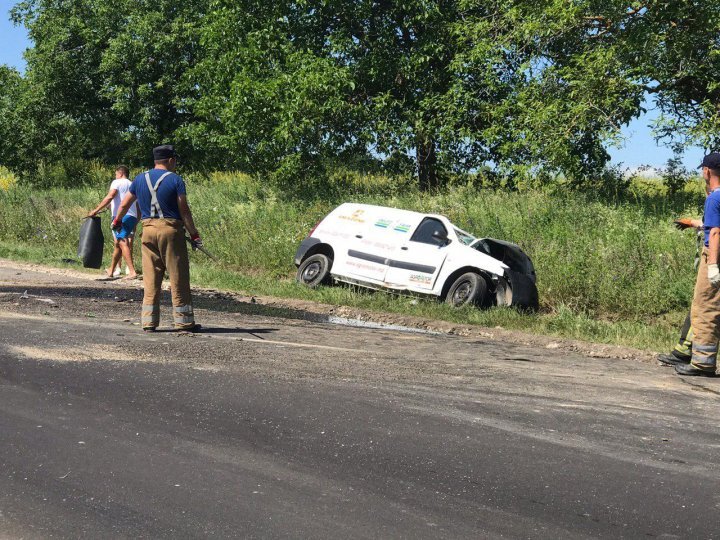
top-left (699, 152), bottom-right (720, 169)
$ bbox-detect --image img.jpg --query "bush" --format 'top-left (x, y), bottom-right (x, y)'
top-left (0, 166), bottom-right (17, 190)
top-left (661, 147), bottom-right (692, 195)
top-left (22, 159), bottom-right (113, 189)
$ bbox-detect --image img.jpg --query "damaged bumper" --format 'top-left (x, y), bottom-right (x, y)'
top-left (498, 269), bottom-right (539, 312)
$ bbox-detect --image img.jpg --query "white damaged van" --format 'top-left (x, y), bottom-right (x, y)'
top-left (294, 203), bottom-right (538, 311)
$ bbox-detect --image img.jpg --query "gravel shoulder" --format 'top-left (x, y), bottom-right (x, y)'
top-left (0, 258), bottom-right (658, 363)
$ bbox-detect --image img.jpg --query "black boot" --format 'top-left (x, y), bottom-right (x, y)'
top-left (675, 363), bottom-right (717, 377)
top-left (657, 352), bottom-right (691, 366)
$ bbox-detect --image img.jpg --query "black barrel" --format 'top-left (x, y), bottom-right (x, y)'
top-left (78, 216), bottom-right (104, 269)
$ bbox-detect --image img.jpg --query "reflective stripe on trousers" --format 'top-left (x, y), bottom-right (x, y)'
top-left (691, 343), bottom-right (717, 369)
top-left (173, 304), bottom-right (195, 326)
top-left (673, 312), bottom-right (693, 358)
top-left (142, 304), bottom-right (159, 328)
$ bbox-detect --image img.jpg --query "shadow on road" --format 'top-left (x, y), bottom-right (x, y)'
top-left (151, 327), bottom-right (277, 336)
top-left (199, 327), bottom-right (277, 335)
top-left (0, 284), bottom-right (335, 326)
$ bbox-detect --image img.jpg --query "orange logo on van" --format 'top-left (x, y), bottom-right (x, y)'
top-left (338, 209), bottom-right (366, 223)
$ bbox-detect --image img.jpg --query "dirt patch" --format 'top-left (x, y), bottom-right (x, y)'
top-left (8, 344), bottom-right (137, 364)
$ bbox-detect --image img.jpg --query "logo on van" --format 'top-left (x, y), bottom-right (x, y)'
top-left (409, 273), bottom-right (432, 284)
top-left (394, 223), bottom-right (411, 233)
top-left (375, 219), bottom-right (392, 229)
top-left (339, 209), bottom-right (366, 223)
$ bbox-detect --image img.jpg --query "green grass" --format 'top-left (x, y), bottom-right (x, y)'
top-left (0, 172), bottom-right (705, 352)
top-left (189, 263), bottom-right (680, 351)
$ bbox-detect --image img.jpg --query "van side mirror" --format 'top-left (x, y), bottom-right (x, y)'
top-left (432, 230), bottom-right (450, 246)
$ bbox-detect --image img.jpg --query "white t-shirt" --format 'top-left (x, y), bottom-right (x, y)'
top-left (109, 178), bottom-right (138, 219)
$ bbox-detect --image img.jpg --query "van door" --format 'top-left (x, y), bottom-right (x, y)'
top-left (343, 214), bottom-right (399, 283)
top-left (384, 217), bottom-right (450, 291)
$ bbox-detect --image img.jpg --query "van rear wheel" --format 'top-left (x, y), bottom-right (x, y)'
top-left (296, 254), bottom-right (332, 288)
top-left (445, 272), bottom-right (487, 307)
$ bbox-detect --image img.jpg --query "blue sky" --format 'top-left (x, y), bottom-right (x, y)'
top-left (0, 1), bottom-right (706, 170)
top-left (1, 0), bottom-right (25, 71)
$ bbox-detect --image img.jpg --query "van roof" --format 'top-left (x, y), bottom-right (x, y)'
top-left (333, 202), bottom-right (435, 222)
top-left (329, 202), bottom-right (480, 241)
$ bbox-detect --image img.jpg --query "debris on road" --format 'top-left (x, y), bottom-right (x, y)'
top-left (18, 290), bottom-right (57, 306)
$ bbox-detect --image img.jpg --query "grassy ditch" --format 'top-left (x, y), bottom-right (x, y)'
top-left (0, 172), bottom-right (707, 352)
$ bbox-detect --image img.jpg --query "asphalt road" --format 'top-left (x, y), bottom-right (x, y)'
top-left (1, 262), bottom-right (719, 539)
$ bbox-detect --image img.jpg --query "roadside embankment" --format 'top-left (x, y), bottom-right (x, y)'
top-left (0, 173), bottom-right (706, 351)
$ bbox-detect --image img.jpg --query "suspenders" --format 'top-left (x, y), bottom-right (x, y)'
top-left (144, 171), bottom-right (173, 218)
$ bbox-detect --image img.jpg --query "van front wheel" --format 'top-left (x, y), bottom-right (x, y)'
top-left (445, 272), bottom-right (487, 307)
top-left (296, 254), bottom-right (332, 288)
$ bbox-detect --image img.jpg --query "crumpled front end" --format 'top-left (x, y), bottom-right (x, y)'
top-left (473, 238), bottom-right (538, 311)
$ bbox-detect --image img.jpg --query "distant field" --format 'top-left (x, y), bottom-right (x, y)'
top-left (0, 170), bottom-right (707, 351)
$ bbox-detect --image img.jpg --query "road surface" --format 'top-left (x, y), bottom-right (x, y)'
top-left (1, 262), bottom-right (719, 539)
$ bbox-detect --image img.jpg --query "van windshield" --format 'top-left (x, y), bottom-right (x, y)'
top-left (454, 228), bottom-right (476, 246)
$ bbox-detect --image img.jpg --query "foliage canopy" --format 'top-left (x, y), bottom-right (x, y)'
top-left (1, 0), bottom-right (719, 187)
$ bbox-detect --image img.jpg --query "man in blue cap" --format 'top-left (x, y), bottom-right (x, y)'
top-left (113, 144), bottom-right (202, 332)
top-left (675, 152), bottom-right (720, 376)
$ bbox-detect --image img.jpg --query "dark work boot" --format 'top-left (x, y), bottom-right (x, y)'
top-left (657, 352), bottom-right (691, 367)
top-left (175, 323), bottom-right (202, 334)
top-left (675, 363), bottom-right (717, 377)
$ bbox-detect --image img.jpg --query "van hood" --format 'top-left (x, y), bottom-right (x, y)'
top-left (470, 238), bottom-right (536, 282)
top-left (457, 244), bottom-right (508, 277)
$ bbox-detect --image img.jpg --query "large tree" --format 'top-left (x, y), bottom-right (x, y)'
top-left (9, 0), bottom-right (208, 170)
top-left (498, 0), bottom-right (720, 165)
top-left (5, 0), bottom-right (720, 184)
top-left (465, 0), bottom-right (645, 181)
top-left (187, 0), bottom-right (523, 188)
top-left (0, 67), bottom-right (23, 169)
top-left (583, 0), bottom-right (720, 149)
top-left (186, 0), bottom-right (649, 188)
top-left (10, 0), bottom-right (125, 166)
top-left (96, 0), bottom-right (209, 161)
top-left (183, 0), bottom-right (358, 177)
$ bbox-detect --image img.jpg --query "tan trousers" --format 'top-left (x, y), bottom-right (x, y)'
top-left (690, 248), bottom-right (720, 369)
top-left (140, 219), bottom-right (195, 329)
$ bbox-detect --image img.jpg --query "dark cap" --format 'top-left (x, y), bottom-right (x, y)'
top-left (153, 144), bottom-right (177, 161)
top-left (699, 152), bottom-right (720, 169)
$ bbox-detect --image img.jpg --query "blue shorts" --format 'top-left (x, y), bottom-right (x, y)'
top-left (113, 215), bottom-right (138, 240)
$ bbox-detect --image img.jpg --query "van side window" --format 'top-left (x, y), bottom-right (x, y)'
top-left (411, 218), bottom-right (448, 246)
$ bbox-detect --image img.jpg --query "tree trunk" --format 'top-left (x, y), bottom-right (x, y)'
top-left (417, 136), bottom-right (438, 191)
